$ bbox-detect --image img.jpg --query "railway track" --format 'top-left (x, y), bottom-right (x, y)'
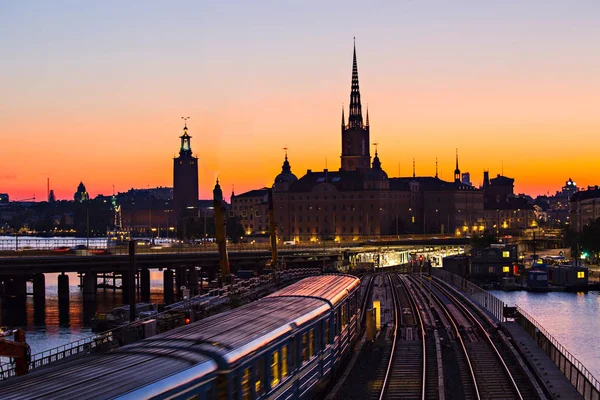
top-left (414, 274), bottom-right (538, 400)
top-left (379, 274), bottom-right (427, 400)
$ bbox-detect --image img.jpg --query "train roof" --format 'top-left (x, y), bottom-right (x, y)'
top-left (267, 274), bottom-right (360, 306)
top-left (0, 294), bottom-right (333, 399)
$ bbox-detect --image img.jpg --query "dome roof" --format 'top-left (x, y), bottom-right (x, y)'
top-left (274, 156), bottom-right (298, 184)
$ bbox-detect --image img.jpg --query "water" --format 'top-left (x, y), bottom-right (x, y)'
top-left (0, 271), bottom-right (166, 359)
top-left (491, 290), bottom-right (600, 379)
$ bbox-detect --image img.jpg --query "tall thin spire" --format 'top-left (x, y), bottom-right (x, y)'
top-left (413, 158), bottom-right (416, 178)
top-left (455, 148), bottom-right (459, 170)
top-left (366, 104), bottom-right (369, 126)
top-left (341, 104), bottom-right (345, 127)
top-left (454, 148), bottom-right (461, 183)
top-left (435, 158), bottom-right (438, 178)
top-left (348, 37), bottom-right (363, 128)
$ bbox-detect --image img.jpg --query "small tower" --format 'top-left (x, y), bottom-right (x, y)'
top-left (273, 146), bottom-right (298, 192)
top-left (454, 149), bottom-right (461, 183)
top-left (213, 178), bottom-right (223, 203)
top-left (173, 118), bottom-right (199, 238)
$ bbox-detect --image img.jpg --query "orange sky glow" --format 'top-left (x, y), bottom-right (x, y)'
top-left (1, 2), bottom-right (599, 201)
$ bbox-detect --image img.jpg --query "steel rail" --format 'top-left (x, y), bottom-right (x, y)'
top-left (409, 274), bottom-right (481, 400)
top-left (378, 274), bottom-right (399, 400)
top-left (398, 274), bottom-right (427, 400)
top-left (431, 278), bottom-right (524, 400)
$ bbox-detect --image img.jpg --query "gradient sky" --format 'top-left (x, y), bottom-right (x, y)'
top-left (1, 1), bottom-right (599, 201)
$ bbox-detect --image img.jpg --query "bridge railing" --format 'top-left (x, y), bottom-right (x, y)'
top-left (0, 234), bottom-right (466, 258)
top-left (516, 307), bottom-right (600, 399)
top-left (431, 268), bottom-right (506, 322)
top-left (0, 267), bottom-right (321, 380)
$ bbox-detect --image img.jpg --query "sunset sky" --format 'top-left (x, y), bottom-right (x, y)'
top-left (1, 1), bottom-right (599, 201)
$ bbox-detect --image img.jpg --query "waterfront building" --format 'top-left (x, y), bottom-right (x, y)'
top-left (0, 193), bottom-right (8, 203)
top-left (569, 185), bottom-right (600, 231)
top-left (482, 172), bottom-right (535, 231)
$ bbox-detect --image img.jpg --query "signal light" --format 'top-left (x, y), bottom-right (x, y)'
top-left (185, 318), bottom-right (191, 324)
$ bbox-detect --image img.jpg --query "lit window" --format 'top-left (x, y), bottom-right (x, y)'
top-left (324, 319), bottom-right (330, 346)
top-left (281, 345), bottom-right (288, 379)
top-left (271, 350), bottom-right (280, 387)
top-left (503, 266), bottom-right (510, 273)
top-left (577, 271), bottom-right (585, 279)
top-left (302, 333), bottom-right (309, 362)
top-left (255, 358), bottom-right (264, 395)
top-left (341, 303), bottom-right (348, 328)
top-left (241, 368), bottom-right (251, 400)
top-left (309, 329), bottom-right (315, 358)
top-left (502, 251), bottom-right (510, 258)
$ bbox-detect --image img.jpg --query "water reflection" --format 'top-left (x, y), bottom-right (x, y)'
top-left (492, 290), bottom-right (600, 379)
top-left (0, 271), bottom-right (165, 356)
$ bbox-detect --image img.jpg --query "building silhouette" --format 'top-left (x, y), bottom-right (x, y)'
top-left (232, 41), bottom-right (486, 241)
top-left (74, 182), bottom-right (89, 203)
top-left (173, 122), bottom-right (199, 237)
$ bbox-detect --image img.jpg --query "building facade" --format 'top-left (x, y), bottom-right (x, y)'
top-left (569, 186), bottom-right (600, 231)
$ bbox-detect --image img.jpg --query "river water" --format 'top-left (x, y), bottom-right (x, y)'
top-left (491, 289), bottom-right (600, 379)
top-left (0, 271), bottom-right (166, 360)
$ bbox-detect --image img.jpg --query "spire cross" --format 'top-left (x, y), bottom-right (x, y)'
top-left (181, 116), bottom-right (190, 128)
top-left (282, 145), bottom-right (288, 159)
top-left (373, 141), bottom-right (379, 155)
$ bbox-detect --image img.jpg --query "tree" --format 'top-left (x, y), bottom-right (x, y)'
top-left (470, 230), bottom-right (497, 248)
top-left (226, 216), bottom-right (245, 243)
top-left (580, 218), bottom-right (600, 263)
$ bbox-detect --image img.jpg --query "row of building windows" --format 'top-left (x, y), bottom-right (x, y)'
top-left (288, 193), bottom-right (410, 201)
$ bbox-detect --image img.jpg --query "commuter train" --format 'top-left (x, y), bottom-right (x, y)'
top-left (0, 274), bottom-right (361, 400)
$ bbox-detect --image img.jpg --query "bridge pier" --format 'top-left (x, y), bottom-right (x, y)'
top-left (175, 267), bottom-right (187, 298)
top-left (58, 273), bottom-right (70, 324)
top-left (121, 272), bottom-right (131, 303)
top-left (4, 276), bottom-right (27, 326)
top-left (33, 273), bottom-right (46, 325)
top-left (140, 268), bottom-right (150, 302)
top-left (33, 273), bottom-right (45, 303)
top-left (187, 267), bottom-right (198, 297)
top-left (163, 269), bottom-right (174, 304)
top-left (83, 272), bottom-right (96, 302)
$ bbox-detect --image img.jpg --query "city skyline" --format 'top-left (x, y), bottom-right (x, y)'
top-left (2, 1), bottom-right (599, 200)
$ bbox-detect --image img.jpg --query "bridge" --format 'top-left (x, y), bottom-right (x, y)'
top-left (0, 236), bottom-right (468, 311)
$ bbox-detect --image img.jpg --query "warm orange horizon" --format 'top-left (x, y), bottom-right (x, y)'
top-left (1, 3), bottom-right (599, 201)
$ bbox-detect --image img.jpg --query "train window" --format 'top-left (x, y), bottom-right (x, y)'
top-left (256, 358), bottom-right (265, 396)
top-left (282, 345), bottom-right (289, 379)
top-left (216, 375), bottom-right (228, 400)
top-left (271, 350), bottom-right (280, 387)
top-left (309, 329), bottom-right (315, 358)
top-left (302, 333), bottom-right (309, 363)
top-left (324, 319), bottom-right (330, 346)
top-left (341, 303), bottom-right (348, 328)
top-left (241, 368), bottom-right (251, 400)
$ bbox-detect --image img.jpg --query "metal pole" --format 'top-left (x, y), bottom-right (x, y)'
top-left (128, 240), bottom-right (136, 322)
top-left (86, 204), bottom-right (90, 249)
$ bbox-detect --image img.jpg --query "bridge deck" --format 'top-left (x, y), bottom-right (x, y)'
top-left (503, 322), bottom-right (582, 399)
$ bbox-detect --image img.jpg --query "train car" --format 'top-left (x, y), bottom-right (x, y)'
top-left (0, 274), bottom-right (360, 400)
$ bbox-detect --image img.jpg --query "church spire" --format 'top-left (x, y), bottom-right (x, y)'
top-left (348, 37), bottom-right (363, 128)
top-left (341, 104), bottom-right (345, 127)
top-left (454, 148), bottom-right (461, 183)
top-left (366, 104), bottom-right (369, 126)
top-left (435, 157), bottom-right (439, 178)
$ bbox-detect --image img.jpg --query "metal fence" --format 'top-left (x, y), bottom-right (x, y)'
top-left (431, 268), bottom-right (506, 322)
top-left (516, 307), bottom-right (600, 400)
top-left (0, 267), bottom-right (321, 380)
top-left (432, 268), bottom-right (600, 400)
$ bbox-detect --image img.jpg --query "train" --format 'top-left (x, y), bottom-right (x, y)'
top-left (0, 274), bottom-right (361, 400)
